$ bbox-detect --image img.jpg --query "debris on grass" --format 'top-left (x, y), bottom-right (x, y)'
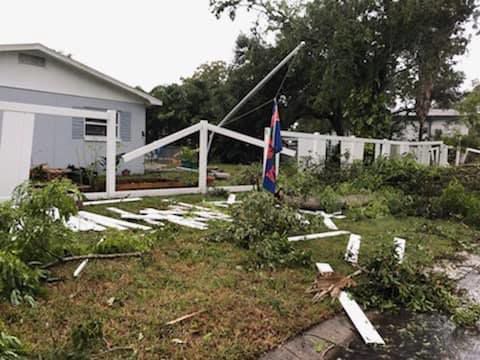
top-left (73, 259), bottom-right (89, 278)
top-left (394, 237), bottom-right (406, 263)
top-left (288, 231), bottom-right (349, 242)
top-left (165, 310), bottom-right (205, 326)
top-left (315, 262), bottom-right (334, 275)
top-left (339, 291), bottom-right (385, 345)
top-left (77, 211), bottom-right (151, 231)
top-left (82, 197), bottom-right (142, 206)
top-left (307, 268), bottom-right (361, 303)
top-left (345, 234), bottom-right (361, 264)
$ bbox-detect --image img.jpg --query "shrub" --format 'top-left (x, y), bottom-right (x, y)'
top-left (0, 251), bottom-right (41, 305)
top-left (3, 179), bottom-right (81, 263)
top-left (317, 186), bottom-right (343, 213)
top-left (0, 331), bottom-right (25, 359)
top-left (353, 244), bottom-right (457, 313)
top-left (432, 180), bottom-right (480, 225)
top-left (210, 192), bottom-right (304, 249)
top-left (208, 192), bottom-right (311, 268)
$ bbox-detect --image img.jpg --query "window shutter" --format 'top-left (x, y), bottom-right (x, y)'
top-left (72, 117), bottom-right (84, 139)
top-left (119, 111), bottom-right (132, 142)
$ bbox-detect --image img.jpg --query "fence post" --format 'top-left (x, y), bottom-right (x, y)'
top-left (198, 120), bottom-right (208, 194)
top-left (262, 127), bottom-right (271, 182)
top-left (106, 110), bottom-right (117, 198)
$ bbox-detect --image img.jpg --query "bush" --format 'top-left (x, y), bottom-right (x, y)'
top-left (0, 330), bottom-right (25, 360)
top-left (209, 192), bottom-right (312, 268)
top-left (317, 186), bottom-right (343, 213)
top-left (0, 251), bottom-right (41, 305)
top-left (353, 244), bottom-right (457, 313)
top-left (3, 180), bottom-right (81, 263)
top-left (210, 192), bottom-right (304, 249)
top-left (432, 180), bottom-right (480, 225)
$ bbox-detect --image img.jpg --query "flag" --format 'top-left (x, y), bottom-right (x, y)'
top-left (263, 99), bottom-right (283, 193)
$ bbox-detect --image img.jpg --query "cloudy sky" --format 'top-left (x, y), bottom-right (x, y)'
top-left (1, 0), bottom-right (479, 92)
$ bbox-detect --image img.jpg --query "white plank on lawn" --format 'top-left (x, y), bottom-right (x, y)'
top-left (345, 234), bottom-right (361, 264)
top-left (323, 217), bottom-right (339, 230)
top-left (67, 216), bottom-right (106, 232)
top-left (107, 207), bottom-right (164, 226)
top-left (78, 211), bottom-right (151, 231)
top-left (315, 263), bottom-right (334, 275)
top-left (227, 194), bottom-right (236, 204)
top-left (339, 291), bottom-right (385, 345)
top-left (394, 237), bottom-right (406, 263)
top-left (288, 231), bottom-right (350, 242)
top-left (73, 259), bottom-right (89, 278)
top-left (83, 198), bottom-right (142, 206)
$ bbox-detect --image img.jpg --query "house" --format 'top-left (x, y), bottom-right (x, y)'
top-left (396, 109), bottom-right (469, 141)
top-left (0, 43), bottom-right (161, 174)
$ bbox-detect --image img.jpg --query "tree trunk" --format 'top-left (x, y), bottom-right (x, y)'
top-left (415, 70), bottom-right (434, 141)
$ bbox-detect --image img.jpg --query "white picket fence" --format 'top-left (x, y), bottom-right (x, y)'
top-left (281, 130), bottom-right (450, 167)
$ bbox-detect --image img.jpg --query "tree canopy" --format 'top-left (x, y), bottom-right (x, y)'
top-left (147, 0), bottom-right (479, 162)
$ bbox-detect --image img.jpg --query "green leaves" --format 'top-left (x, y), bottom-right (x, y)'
top-left (208, 192), bottom-right (312, 268)
top-left (0, 331), bottom-right (25, 360)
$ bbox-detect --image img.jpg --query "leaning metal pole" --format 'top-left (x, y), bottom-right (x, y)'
top-left (207, 41), bottom-right (306, 153)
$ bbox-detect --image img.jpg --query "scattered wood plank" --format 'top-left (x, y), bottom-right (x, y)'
top-left (78, 211), bottom-right (151, 231)
top-left (338, 291), bottom-right (385, 345)
top-left (66, 216), bottom-right (106, 232)
top-left (73, 259), bottom-right (89, 278)
top-left (83, 198), bottom-right (142, 206)
top-left (227, 194), bottom-right (236, 204)
top-left (394, 237), bottom-right (406, 263)
top-left (165, 310), bottom-right (205, 326)
top-left (107, 207), bottom-right (164, 226)
top-left (315, 263), bottom-right (334, 275)
top-left (345, 234), bottom-right (361, 264)
top-left (288, 231), bottom-right (350, 242)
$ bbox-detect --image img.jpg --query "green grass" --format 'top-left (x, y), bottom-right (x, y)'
top-left (0, 195), bottom-right (477, 359)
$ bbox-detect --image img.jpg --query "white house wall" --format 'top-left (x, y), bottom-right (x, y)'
top-left (0, 86), bottom-right (145, 173)
top-left (0, 51), bottom-right (145, 104)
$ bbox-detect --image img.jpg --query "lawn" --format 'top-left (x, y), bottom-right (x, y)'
top-left (0, 194), bottom-right (477, 359)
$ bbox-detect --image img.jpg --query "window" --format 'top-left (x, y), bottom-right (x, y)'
top-left (18, 53), bottom-right (46, 67)
top-left (85, 117), bottom-right (119, 141)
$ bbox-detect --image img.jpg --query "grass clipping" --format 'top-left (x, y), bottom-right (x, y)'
top-left (208, 192), bottom-right (312, 269)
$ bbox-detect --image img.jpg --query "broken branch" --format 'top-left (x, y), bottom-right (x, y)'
top-left (42, 252), bottom-right (144, 269)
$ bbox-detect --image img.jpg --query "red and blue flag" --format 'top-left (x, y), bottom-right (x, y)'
top-left (263, 99), bottom-right (283, 193)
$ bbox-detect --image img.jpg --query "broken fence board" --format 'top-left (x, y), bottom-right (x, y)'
top-left (394, 237), bottom-right (406, 263)
top-left (83, 198), bottom-right (142, 206)
top-left (78, 211), bottom-right (151, 231)
top-left (288, 231), bottom-right (349, 242)
top-left (323, 217), bottom-right (339, 230)
top-left (73, 259), bottom-right (89, 278)
top-left (107, 207), bottom-right (164, 226)
top-left (67, 216), bottom-right (106, 232)
top-left (339, 291), bottom-right (385, 345)
top-left (227, 194), bottom-right (236, 204)
top-left (345, 234), bottom-right (361, 264)
top-left (315, 263), bottom-right (334, 275)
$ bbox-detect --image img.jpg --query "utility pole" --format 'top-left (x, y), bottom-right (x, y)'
top-left (207, 41), bottom-right (306, 154)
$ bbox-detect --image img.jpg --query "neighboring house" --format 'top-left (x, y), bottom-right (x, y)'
top-left (395, 109), bottom-right (469, 141)
top-left (0, 43), bottom-right (162, 174)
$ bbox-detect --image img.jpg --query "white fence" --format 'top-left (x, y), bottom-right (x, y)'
top-left (0, 101), bottom-right (296, 201)
top-left (281, 130), bottom-right (450, 167)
